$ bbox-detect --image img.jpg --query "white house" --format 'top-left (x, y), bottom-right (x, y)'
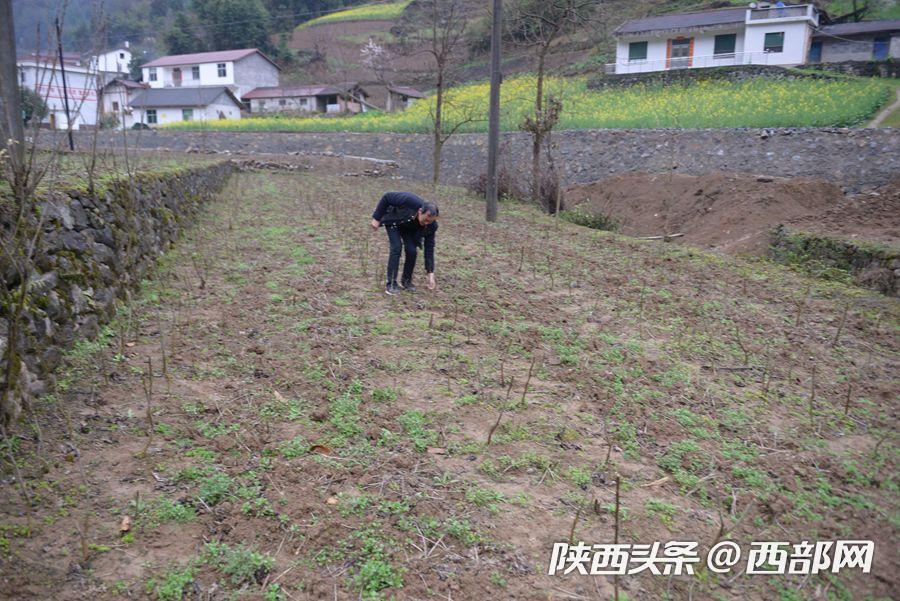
top-left (128, 86), bottom-right (243, 126)
top-left (610, 4), bottom-right (900, 74)
top-left (244, 83), bottom-right (370, 114)
top-left (17, 55), bottom-right (101, 130)
top-left (99, 78), bottom-right (148, 129)
top-left (141, 48), bottom-right (280, 101)
top-left (610, 3), bottom-right (821, 74)
top-left (89, 46), bottom-right (132, 80)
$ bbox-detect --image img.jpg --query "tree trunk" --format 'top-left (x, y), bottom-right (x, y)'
top-left (432, 69), bottom-right (444, 187)
top-left (531, 48), bottom-right (547, 206)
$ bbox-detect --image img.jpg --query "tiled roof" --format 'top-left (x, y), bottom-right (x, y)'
top-left (129, 86), bottom-right (241, 108)
top-left (142, 48), bottom-right (280, 69)
top-left (389, 86), bottom-right (426, 98)
top-left (615, 8), bottom-right (746, 35)
top-left (815, 19), bottom-right (900, 37)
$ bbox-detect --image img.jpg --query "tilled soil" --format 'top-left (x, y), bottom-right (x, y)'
top-left (1, 166), bottom-right (897, 600)
top-left (565, 172), bottom-right (900, 254)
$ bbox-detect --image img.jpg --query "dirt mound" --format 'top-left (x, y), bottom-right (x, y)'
top-left (565, 171), bottom-right (851, 253)
top-left (786, 179), bottom-right (900, 246)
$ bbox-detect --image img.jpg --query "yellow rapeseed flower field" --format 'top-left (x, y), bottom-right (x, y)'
top-left (165, 75), bottom-right (891, 133)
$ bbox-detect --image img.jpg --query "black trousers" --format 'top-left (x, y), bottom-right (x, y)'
top-left (385, 225), bottom-right (417, 285)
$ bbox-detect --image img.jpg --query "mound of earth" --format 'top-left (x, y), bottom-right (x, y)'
top-left (564, 172), bottom-right (899, 254)
top-left (785, 179), bottom-right (900, 247)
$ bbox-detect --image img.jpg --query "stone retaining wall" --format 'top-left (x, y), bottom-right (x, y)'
top-left (1, 161), bottom-right (233, 420)
top-left (81, 127), bottom-right (900, 192)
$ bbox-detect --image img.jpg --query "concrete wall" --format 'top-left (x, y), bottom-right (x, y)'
top-left (232, 53), bottom-right (281, 99)
top-left (743, 20), bottom-right (812, 66)
top-left (18, 62), bottom-right (99, 129)
top-left (250, 96), bottom-right (315, 114)
top-left (615, 31), bottom-right (747, 73)
top-left (134, 93), bottom-right (241, 125)
top-left (80, 128), bottom-right (900, 192)
top-left (820, 34), bottom-right (900, 62)
top-left (144, 61), bottom-right (236, 90)
top-left (0, 162), bottom-right (234, 421)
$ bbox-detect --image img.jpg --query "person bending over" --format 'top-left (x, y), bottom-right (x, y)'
top-left (370, 191), bottom-right (438, 295)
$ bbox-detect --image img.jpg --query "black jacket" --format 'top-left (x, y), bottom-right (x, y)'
top-left (372, 191), bottom-right (428, 225)
top-left (373, 192), bottom-right (438, 272)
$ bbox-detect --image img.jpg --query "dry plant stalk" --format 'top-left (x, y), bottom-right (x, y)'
top-left (519, 355), bottom-right (537, 408)
top-left (832, 304), bottom-right (849, 347)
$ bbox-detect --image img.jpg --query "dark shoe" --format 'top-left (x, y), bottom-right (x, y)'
top-left (385, 283), bottom-right (401, 295)
top-left (400, 280), bottom-right (417, 293)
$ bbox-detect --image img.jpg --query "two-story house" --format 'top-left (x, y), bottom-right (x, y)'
top-left (140, 48), bottom-right (280, 101)
top-left (609, 3), bottom-right (899, 74)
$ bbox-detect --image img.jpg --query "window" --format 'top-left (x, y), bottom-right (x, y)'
top-left (259, 100), bottom-right (266, 109)
top-left (279, 98), bottom-right (286, 106)
top-left (628, 41), bottom-right (648, 62)
top-left (299, 98), bottom-right (308, 107)
top-left (217, 63), bottom-right (226, 77)
top-left (714, 34), bottom-right (736, 57)
top-left (112, 101), bottom-right (119, 111)
top-left (19, 70), bottom-right (25, 84)
top-left (764, 32), bottom-right (784, 53)
top-left (146, 109), bottom-right (157, 124)
top-left (325, 94), bottom-right (338, 105)
top-left (191, 65), bottom-right (200, 79)
top-left (182, 108), bottom-right (193, 121)
top-left (119, 52), bottom-right (125, 59)
top-left (148, 67), bottom-right (157, 81)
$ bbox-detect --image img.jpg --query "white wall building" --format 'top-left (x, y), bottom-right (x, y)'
top-left (610, 4), bottom-right (821, 74)
top-left (16, 57), bottom-right (101, 130)
top-left (89, 46), bottom-right (132, 80)
top-left (141, 48), bottom-right (280, 101)
top-left (99, 78), bottom-right (148, 129)
top-left (128, 86), bottom-right (243, 127)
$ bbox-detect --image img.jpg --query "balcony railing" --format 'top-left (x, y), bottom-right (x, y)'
top-left (604, 50), bottom-right (781, 74)
top-left (747, 5), bottom-right (813, 21)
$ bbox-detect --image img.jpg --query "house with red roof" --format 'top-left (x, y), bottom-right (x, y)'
top-left (140, 48), bottom-right (280, 102)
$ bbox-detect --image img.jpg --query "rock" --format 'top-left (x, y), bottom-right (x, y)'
top-left (69, 200), bottom-right (90, 230)
top-left (43, 197), bottom-right (74, 229)
top-left (59, 230), bottom-right (89, 253)
top-left (29, 271), bottom-right (58, 295)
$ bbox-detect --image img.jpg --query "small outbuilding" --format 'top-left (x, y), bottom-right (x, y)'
top-left (386, 86), bottom-right (426, 112)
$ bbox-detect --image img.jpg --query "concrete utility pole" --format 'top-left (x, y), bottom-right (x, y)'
top-left (55, 17), bottom-right (74, 150)
top-left (0, 0), bottom-right (25, 166)
top-left (485, 0), bottom-right (502, 222)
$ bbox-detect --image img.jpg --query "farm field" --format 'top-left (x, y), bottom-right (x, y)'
top-left (165, 75), bottom-right (893, 133)
top-left (296, 0), bottom-right (411, 29)
top-left (0, 166), bottom-right (897, 600)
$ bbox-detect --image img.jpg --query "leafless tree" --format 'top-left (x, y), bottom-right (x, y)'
top-left (506, 0), bottom-right (594, 206)
top-left (397, 0), bottom-right (473, 186)
top-left (0, 4), bottom-right (130, 428)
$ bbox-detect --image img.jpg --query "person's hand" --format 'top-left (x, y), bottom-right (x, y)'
top-left (426, 273), bottom-right (436, 290)
top-left (370, 218), bottom-right (380, 230)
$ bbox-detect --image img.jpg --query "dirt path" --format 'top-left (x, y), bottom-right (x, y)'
top-left (1, 169), bottom-right (897, 600)
top-left (868, 87), bottom-right (900, 128)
